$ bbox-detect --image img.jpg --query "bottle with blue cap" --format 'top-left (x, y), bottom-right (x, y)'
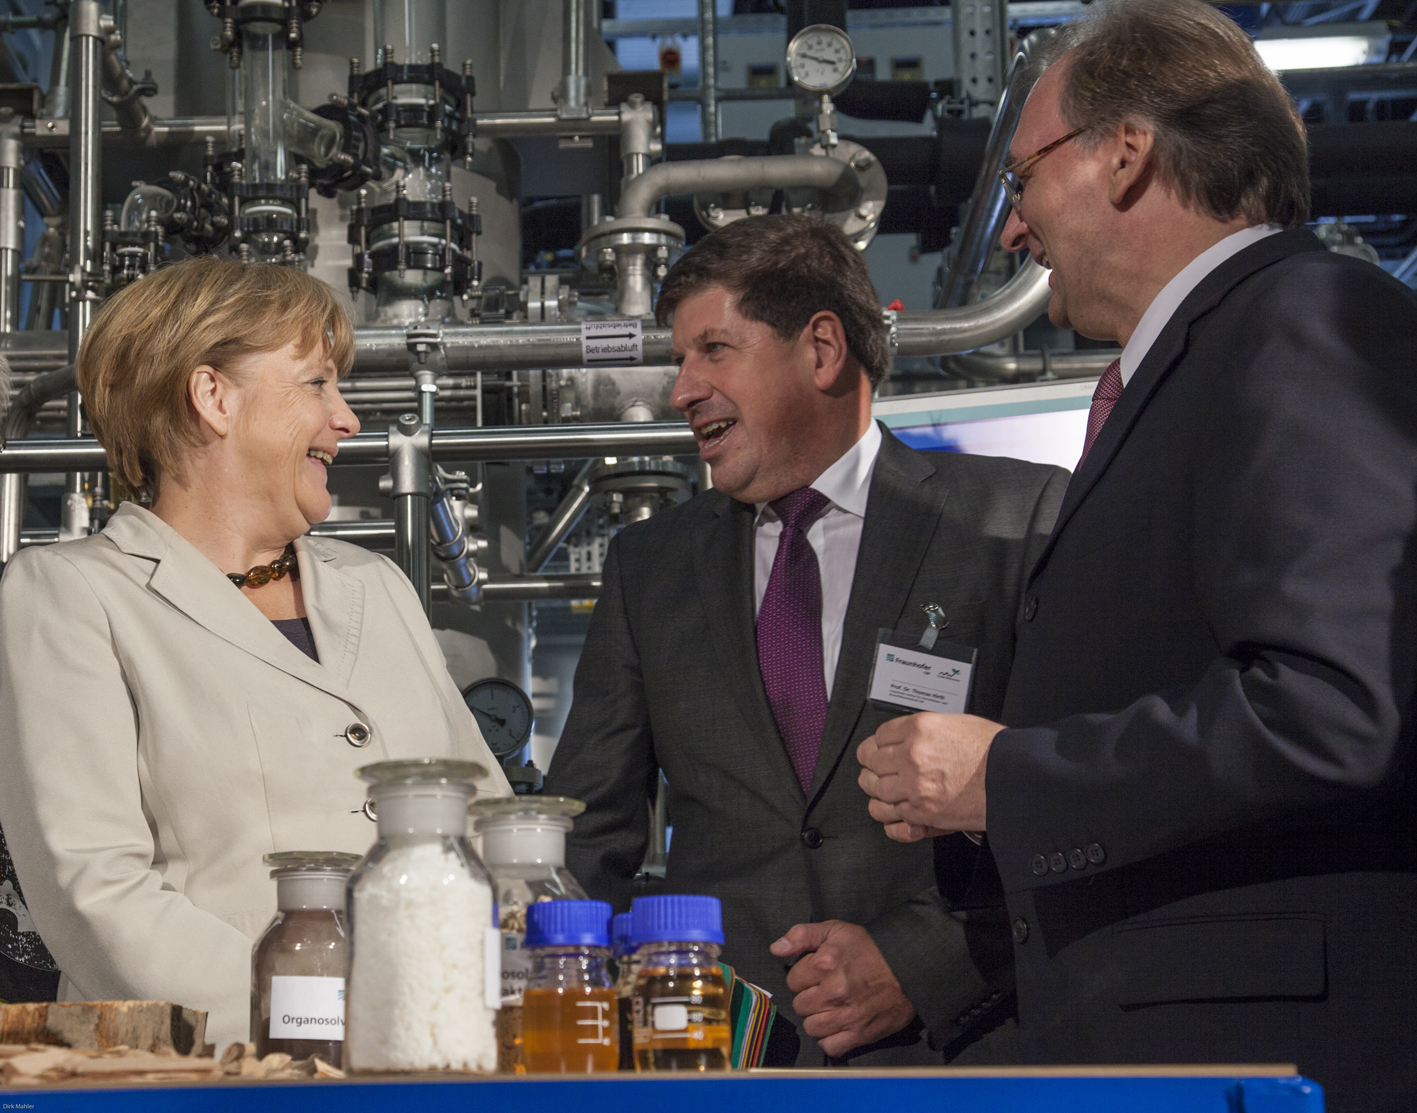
top-left (630, 894), bottom-right (731, 1071)
top-left (522, 899), bottom-right (619, 1073)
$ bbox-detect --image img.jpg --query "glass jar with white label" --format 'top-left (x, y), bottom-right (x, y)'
top-left (345, 759), bottom-right (500, 1072)
top-left (468, 796), bottom-right (588, 1074)
top-left (630, 895), bottom-right (731, 1071)
top-left (251, 851), bottom-right (361, 1067)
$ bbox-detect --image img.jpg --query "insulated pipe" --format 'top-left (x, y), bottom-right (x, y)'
top-left (698, 0), bottom-right (719, 143)
top-left (937, 30), bottom-right (1055, 309)
top-left (617, 153), bottom-right (862, 219)
top-left (893, 257), bottom-right (1053, 357)
top-left (0, 115), bottom-right (23, 333)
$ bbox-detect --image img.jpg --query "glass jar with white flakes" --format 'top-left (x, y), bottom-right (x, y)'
top-left (344, 758), bottom-right (500, 1072)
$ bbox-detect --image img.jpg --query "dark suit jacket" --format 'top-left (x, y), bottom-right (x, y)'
top-left (985, 229), bottom-right (1417, 1113)
top-left (546, 426), bottom-right (1067, 1065)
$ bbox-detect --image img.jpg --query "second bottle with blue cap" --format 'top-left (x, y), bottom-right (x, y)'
top-left (523, 900), bottom-right (619, 1073)
top-left (629, 894), bottom-right (731, 1071)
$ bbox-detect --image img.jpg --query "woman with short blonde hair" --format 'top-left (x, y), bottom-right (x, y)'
top-left (0, 256), bottom-right (509, 1049)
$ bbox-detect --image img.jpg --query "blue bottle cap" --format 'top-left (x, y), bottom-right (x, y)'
top-left (525, 899), bottom-right (613, 950)
top-left (629, 894), bottom-right (725, 946)
top-left (612, 912), bottom-right (635, 957)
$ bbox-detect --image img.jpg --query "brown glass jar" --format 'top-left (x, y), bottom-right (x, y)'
top-left (251, 851), bottom-right (360, 1067)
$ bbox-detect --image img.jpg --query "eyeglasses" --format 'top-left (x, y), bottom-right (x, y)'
top-left (998, 127), bottom-right (1087, 212)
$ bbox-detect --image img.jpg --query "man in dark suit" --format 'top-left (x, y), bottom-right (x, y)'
top-left (545, 214), bottom-right (1068, 1066)
top-left (856, 3), bottom-right (1417, 1109)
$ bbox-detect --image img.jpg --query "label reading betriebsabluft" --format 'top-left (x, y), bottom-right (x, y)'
top-left (580, 318), bottom-right (643, 366)
top-left (501, 929), bottom-right (532, 1005)
top-left (268, 975), bottom-right (345, 1041)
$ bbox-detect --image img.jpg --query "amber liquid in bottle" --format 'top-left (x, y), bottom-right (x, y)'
top-left (522, 987), bottom-right (620, 1073)
top-left (632, 965), bottom-right (731, 1071)
top-left (250, 909), bottom-right (346, 1067)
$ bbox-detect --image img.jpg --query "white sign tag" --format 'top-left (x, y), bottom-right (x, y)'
top-left (867, 640), bottom-right (976, 714)
top-left (485, 926), bottom-right (503, 1011)
top-left (581, 318), bottom-right (643, 366)
top-left (268, 975), bottom-right (345, 1041)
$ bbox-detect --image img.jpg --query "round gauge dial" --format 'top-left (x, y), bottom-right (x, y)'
top-left (462, 678), bottom-right (534, 759)
top-left (786, 24), bottom-right (857, 94)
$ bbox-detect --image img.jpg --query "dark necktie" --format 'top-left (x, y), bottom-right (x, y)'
top-left (757, 487), bottom-right (832, 793)
top-left (1079, 358), bottom-right (1124, 466)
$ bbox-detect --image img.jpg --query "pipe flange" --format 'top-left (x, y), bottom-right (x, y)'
top-left (693, 141), bottom-right (887, 251)
top-left (577, 216), bottom-right (685, 272)
top-left (576, 215), bottom-right (686, 252)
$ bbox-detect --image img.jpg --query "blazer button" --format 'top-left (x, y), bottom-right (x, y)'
top-left (1030, 854), bottom-right (1048, 876)
top-left (344, 722), bottom-right (372, 747)
top-left (1085, 842), bottom-right (1106, 865)
top-left (801, 827), bottom-right (824, 849)
top-left (1048, 852), bottom-right (1067, 873)
top-left (1024, 596), bottom-right (1038, 621)
top-left (1012, 918), bottom-right (1029, 944)
top-left (1067, 848), bottom-right (1087, 870)
top-left (362, 799), bottom-right (378, 822)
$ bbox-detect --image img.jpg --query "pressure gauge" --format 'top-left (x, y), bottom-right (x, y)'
top-left (785, 24), bottom-right (857, 95)
top-left (463, 678), bottom-right (534, 759)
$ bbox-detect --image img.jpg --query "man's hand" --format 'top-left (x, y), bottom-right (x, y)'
top-left (768, 920), bottom-right (916, 1058)
top-left (857, 713), bottom-right (1003, 840)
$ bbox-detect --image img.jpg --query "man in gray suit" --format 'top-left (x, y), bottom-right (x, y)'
top-left (545, 214), bottom-right (1067, 1065)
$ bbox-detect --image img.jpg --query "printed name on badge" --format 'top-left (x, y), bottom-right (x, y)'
top-left (867, 634), bottom-right (976, 714)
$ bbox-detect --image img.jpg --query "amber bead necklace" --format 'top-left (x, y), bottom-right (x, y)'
top-left (227, 543), bottom-right (299, 589)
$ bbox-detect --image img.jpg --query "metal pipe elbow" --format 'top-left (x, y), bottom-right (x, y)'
top-left (617, 154), bottom-right (862, 219)
top-left (893, 257), bottom-right (1053, 357)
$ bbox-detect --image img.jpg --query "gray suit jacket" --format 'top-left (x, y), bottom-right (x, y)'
top-left (546, 427), bottom-right (1067, 1065)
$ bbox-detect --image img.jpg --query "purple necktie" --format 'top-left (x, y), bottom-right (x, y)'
top-left (757, 487), bottom-right (832, 793)
top-left (1079, 358), bottom-right (1123, 466)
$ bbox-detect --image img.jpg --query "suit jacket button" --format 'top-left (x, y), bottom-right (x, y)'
top-left (362, 798), bottom-right (378, 822)
top-left (801, 827), bottom-right (824, 849)
top-left (1030, 854), bottom-right (1048, 876)
top-left (344, 722), bottom-right (371, 747)
top-left (1012, 918), bottom-right (1029, 944)
top-left (1085, 842), bottom-right (1106, 865)
top-left (1024, 596), bottom-right (1038, 621)
top-left (1048, 852), bottom-right (1067, 873)
top-left (1067, 848), bottom-right (1086, 870)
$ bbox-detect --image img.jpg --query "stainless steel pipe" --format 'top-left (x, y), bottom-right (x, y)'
top-left (471, 109), bottom-right (621, 139)
top-left (937, 30), bottom-right (1055, 310)
top-left (893, 259), bottom-right (1053, 358)
top-left (558, 0), bottom-right (590, 118)
top-left (617, 153), bottom-right (862, 219)
top-left (944, 347), bottom-right (1119, 383)
top-left (0, 116), bottom-right (23, 334)
top-left (100, 25), bottom-right (153, 145)
top-left (23, 115), bottom-right (232, 149)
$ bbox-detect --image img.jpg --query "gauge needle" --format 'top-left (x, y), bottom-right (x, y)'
top-left (801, 54), bottom-right (838, 65)
top-left (481, 711), bottom-right (508, 728)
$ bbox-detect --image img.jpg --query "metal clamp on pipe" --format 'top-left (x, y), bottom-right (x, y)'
top-left (428, 467), bottom-right (485, 603)
top-left (380, 413), bottom-right (433, 613)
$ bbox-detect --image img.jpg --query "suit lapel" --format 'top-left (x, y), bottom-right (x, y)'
top-left (691, 494), bottom-right (806, 800)
top-left (806, 430), bottom-right (942, 804)
top-left (105, 504), bottom-right (370, 710)
top-left (1029, 228), bottom-right (1327, 584)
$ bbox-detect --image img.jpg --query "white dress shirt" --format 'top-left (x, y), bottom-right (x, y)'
top-left (1119, 224), bottom-right (1284, 387)
top-left (753, 421), bottom-right (882, 698)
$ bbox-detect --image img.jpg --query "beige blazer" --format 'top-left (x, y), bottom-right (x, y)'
top-left (0, 503), bottom-right (511, 1049)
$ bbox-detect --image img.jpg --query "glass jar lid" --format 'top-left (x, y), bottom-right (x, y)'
top-left (356, 758), bottom-right (489, 789)
top-left (467, 795), bottom-right (585, 824)
top-left (263, 850), bottom-right (362, 879)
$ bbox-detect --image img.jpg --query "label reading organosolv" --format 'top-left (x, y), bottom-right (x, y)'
top-left (268, 975), bottom-right (344, 1040)
top-left (501, 929), bottom-right (532, 1005)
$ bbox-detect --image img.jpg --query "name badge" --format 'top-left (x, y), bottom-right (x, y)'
top-left (867, 629), bottom-right (977, 714)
